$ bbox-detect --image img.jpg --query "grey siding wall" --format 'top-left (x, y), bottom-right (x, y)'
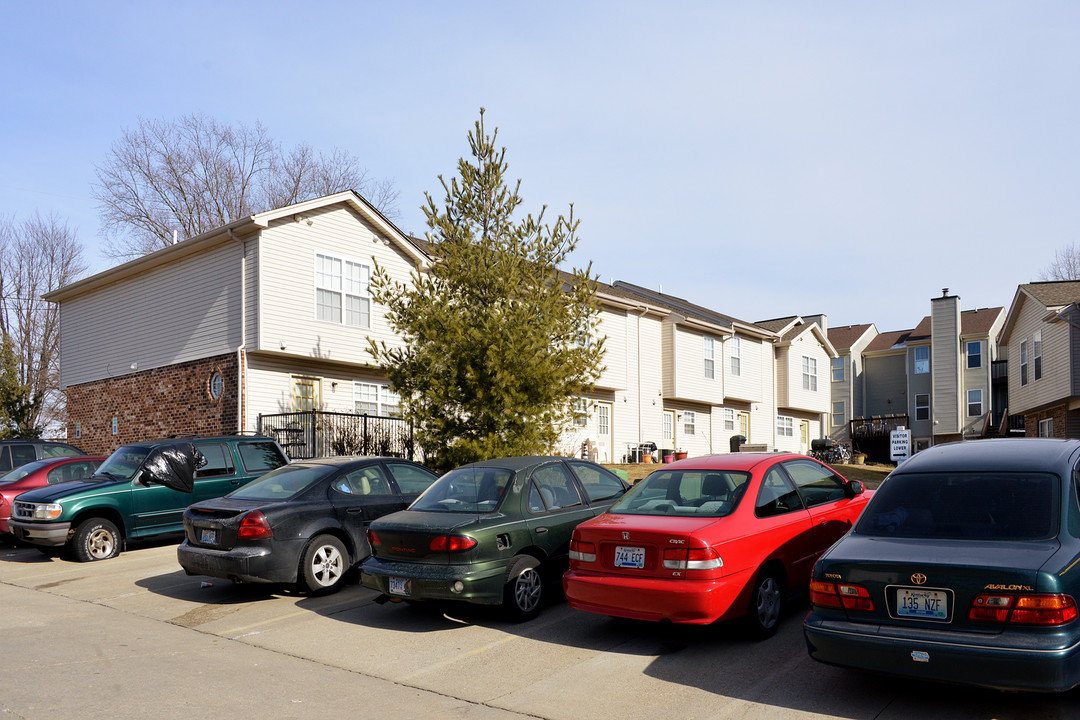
top-left (931, 296), bottom-right (961, 434)
top-left (864, 354), bottom-right (907, 416)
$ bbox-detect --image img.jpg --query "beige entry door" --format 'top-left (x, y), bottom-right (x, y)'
top-left (738, 412), bottom-right (750, 442)
top-left (596, 402), bottom-right (614, 463)
top-left (800, 420), bottom-right (810, 454)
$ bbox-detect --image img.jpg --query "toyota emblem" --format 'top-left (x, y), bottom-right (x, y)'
top-left (911, 573), bottom-right (927, 585)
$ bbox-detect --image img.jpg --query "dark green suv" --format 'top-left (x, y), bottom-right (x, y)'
top-left (9, 435), bottom-right (288, 561)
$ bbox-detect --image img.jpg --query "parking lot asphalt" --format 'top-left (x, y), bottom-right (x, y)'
top-left (3, 537), bottom-right (1079, 720)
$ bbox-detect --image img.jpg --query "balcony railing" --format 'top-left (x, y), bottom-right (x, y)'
top-left (849, 414), bottom-right (910, 438)
top-left (256, 411), bottom-right (415, 461)
top-left (992, 360), bottom-right (1008, 381)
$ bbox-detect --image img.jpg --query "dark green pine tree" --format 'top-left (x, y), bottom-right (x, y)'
top-left (369, 110), bottom-right (605, 471)
top-left (0, 333), bottom-right (42, 439)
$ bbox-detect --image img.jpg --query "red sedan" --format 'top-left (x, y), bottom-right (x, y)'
top-left (562, 453), bottom-right (872, 637)
top-left (0, 456), bottom-right (104, 534)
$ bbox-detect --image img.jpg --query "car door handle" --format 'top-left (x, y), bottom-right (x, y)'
top-left (346, 507), bottom-right (365, 514)
top-left (534, 527), bottom-right (548, 534)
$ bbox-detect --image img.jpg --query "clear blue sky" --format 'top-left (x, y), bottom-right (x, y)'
top-left (3, 2), bottom-right (1077, 332)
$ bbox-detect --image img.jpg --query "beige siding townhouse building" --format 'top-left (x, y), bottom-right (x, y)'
top-left (999, 281), bottom-right (1080, 438)
top-left (838, 291), bottom-right (1005, 460)
top-left (825, 323), bottom-right (878, 446)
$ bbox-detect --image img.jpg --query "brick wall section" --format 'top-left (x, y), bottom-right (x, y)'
top-left (66, 353), bottom-right (239, 456)
top-left (1025, 404), bottom-right (1068, 439)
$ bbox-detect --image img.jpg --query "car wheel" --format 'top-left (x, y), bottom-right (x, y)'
top-left (746, 567), bottom-right (784, 639)
top-left (502, 555), bottom-right (543, 622)
top-left (298, 535), bottom-right (348, 594)
top-left (72, 518), bottom-right (121, 562)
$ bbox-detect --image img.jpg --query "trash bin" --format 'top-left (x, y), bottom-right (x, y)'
top-left (730, 434), bottom-right (747, 452)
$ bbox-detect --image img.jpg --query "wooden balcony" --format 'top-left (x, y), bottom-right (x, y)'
top-left (850, 414), bottom-right (910, 438)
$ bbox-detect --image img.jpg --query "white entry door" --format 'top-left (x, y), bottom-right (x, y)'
top-left (596, 402), bottom-right (614, 463)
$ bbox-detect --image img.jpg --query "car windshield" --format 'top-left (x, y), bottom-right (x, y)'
top-left (229, 464), bottom-right (331, 501)
top-left (609, 469), bottom-right (751, 517)
top-left (410, 466), bottom-right (513, 513)
top-left (0, 459), bottom-right (52, 483)
top-left (857, 471), bottom-right (1059, 540)
top-left (94, 447), bottom-right (152, 481)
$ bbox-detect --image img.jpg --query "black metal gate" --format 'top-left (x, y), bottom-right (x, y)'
top-left (256, 411), bottom-right (415, 461)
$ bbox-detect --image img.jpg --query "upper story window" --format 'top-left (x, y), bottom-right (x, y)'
top-left (777, 415), bottom-right (794, 437)
top-left (1034, 330), bottom-right (1043, 381)
top-left (802, 356), bottom-right (818, 391)
top-left (914, 346), bottom-right (929, 374)
top-left (316, 253), bottom-right (370, 328)
top-left (355, 382), bottom-right (402, 417)
top-left (1020, 340), bottom-right (1029, 386)
top-left (831, 356), bottom-right (844, 382)
top-left (683, 410), bottom-right (696, 435)
top-left (966, 340), bottom-right (982, 369)
top-left (703, 336), bottom-right (715, 379)
top-left (729, 337), bottom-right (741, 377)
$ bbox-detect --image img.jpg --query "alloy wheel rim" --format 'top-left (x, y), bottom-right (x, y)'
top-left (514, 567), bottom-right (542, 612)
top-left (757, 577), bottom-right (780, 628)
top-left (312, 545), bottom-right (343, 586)
top-left (88, 529), bottom-right (114, 559)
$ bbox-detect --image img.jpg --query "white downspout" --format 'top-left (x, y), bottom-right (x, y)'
top-left (230, 229), bottom-right (247, 433)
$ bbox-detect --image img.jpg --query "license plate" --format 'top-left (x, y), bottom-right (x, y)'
top-left (389, 577), bottom-right (409, 596)
top-left (895, 587), bottom-right (949, 620)
top-left (614, 545), bottom-right (645, 569)
top-left (199, 528), bottom-right (217, 544)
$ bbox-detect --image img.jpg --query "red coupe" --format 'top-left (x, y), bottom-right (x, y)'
top-left (0, 456), bottom-right (104, 534)
top-left (563, 453), bottom-right (872, 637)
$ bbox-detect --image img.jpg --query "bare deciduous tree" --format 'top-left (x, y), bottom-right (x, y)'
top-left (1040, 243), bottom-right (1080, 281)
top-left (0, 213), bottom-right (87, 434)
top-left (93, 114), bottom-right (400, 260)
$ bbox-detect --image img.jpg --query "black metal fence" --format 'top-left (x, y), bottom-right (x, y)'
top-left (256, 411), bottom-right (415, 461)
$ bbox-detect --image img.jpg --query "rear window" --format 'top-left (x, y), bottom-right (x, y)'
top-left (609, 469), bottom-right (751, 517)
top-left (410, 466), bottom-right (513, 513)
top-left (0, 459), bottom-right (52, 483)
top-left (237, 441), bottom-right (288, 473)
top-left (857, 472), bottom-right (1059, 540)
top-left (229, 464), bottom-right (331, 501)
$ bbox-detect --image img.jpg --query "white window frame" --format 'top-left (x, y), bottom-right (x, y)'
top-left (729, 337), bottom-right (741, 377)
top-left (354, 382), bottom-right (401, 417)
top-left (831, 357), bottom-right (844, 382)
top-left (966, 389), bottom-right (983, 417)
top-left (573, 397), bottom-right (589, 427)
top-left (315, 252), bottom-right (371, 329)
top-left (1033, 331), bottom-right (1043, 382)
top-left (802, 356), bottom-right (818, 391)
top-left (914, 346), bottom-right (929, 374)
top-left (1039, 417), bottom-right (1053, 438)
top-left (832, 401), bottom-right (845, 427)
top-left (915, 393), bottom-right (930, 422)
top-left (723, 408), bottom-right (735, 431)
top-left (703, 336), bottom-right (715, 379)
top-left (966, 340), bottom-right (982, 369)
top-left (1020, 339), bottom-right (1029, 386)
top-left (777, 415), bottom-right (794, 437)
top-left (683, 410), bottom-right (696, 435)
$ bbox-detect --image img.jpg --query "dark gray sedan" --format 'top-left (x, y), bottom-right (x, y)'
top-left (177, 457), bottom-right (438, 593)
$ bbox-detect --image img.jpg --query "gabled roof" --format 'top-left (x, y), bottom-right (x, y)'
top-left (1001, 281), bottom-right (1080, 341)
top-left (908, 307), bottom-right (1005, 341)
top-left (612, 281), bottom-right (738, 331)
top-left (828, 323), bottom-right (876, 353)
top-left (864, 329), bottom-right (916, 354)
top-left (45, 190), bottom-right (425, 302)
top-left (755, 316), bottom-right (799, 335)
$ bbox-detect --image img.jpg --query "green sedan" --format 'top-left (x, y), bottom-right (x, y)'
top-left (360, 456), bottom-right (629, 621)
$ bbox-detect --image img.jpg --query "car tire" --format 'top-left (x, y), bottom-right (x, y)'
top-left (298, 535), bottom-right (349, 594)
top-left (72, 517), bottom-right (121, 562)
top-left (746, 567), bottom-right (784, 639)
top-left (502, 555), bottom-right (543, 622)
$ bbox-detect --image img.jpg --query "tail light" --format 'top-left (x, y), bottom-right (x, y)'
top-left (569, 539), bottom-right (596, 563)
top-left (810, 580), bottom-right (874, 612)
top-left (661, 547), bottom-right (722, 571)
top-left (970, 593), bottom-right (1077, 625)
top-left (367, 529), bottom-right (382, 547)
top-left (429, 535), bottom-right (477, 552)
top-left (238, 510), bottom-right (272, 540)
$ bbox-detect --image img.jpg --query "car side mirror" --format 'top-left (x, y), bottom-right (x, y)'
top-left (845, 480), bottom-right (865, 498)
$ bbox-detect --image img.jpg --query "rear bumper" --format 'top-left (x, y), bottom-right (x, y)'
top-left (361, 556), bottom-right (510, 605)
top-left (804, 612), bottom-right (1080, 692)
top-left (8, 520), bottom-right (71, 547)
top-left (176, 540), bottom-right (302, 584)
top-left (562, 568), bottom-right (747, 624)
